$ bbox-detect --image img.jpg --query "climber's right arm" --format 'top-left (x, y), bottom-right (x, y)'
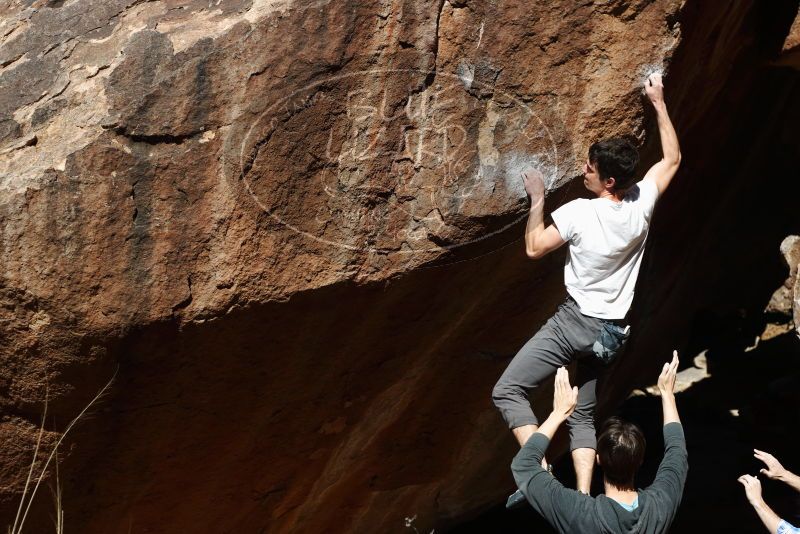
top-left (522, 168), bottom-right (565, 259)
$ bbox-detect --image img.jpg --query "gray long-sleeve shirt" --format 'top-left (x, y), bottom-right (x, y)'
top-left (511, 422), bottom-right (688, 534)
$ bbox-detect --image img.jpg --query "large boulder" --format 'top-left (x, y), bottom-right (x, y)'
top-left (0, 0), bottom-right (798, 532)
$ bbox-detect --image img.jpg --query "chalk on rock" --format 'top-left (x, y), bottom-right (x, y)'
top-left (498, 152), bottom-right (558, 198)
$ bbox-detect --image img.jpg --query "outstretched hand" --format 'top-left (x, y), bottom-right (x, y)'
top-left (737, 474), bottom-right (764, 505)
top-left (529, 367), bottom-right (579, 443)
top-left (552, 367), bottom-right (578, 420)
top-left (521, 168), bottom-right (545, 208)
top-left (754, 449), bottom-right (787, 480)
top-left (657, 350), bottom-right (679, 396)
top-left (644, 72), bottom-right (664, 103)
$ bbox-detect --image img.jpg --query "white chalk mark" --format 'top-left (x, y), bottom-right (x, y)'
top-left (638, 62), bottom-right (665, 92)
top-left (477, 102), bottom-right (500, 168)
top-left (498, 152), bottom-right (558, 199)
top-left (457, 60), bottom-right (474, 90)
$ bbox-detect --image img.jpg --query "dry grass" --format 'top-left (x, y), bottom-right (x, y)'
top-left (8, 370), bottom-right (117, 534)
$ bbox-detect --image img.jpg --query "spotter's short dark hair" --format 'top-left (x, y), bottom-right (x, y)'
top-left (597, 417), bottom-right (647, 489)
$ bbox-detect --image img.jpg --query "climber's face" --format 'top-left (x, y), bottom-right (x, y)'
top-left (583, 159), bottom-right (603, 193)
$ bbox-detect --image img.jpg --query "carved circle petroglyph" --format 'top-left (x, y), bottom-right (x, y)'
top-left (225, 68), bottom-right (561, 255)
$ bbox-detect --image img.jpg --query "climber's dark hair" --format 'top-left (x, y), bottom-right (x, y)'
top-left (589, 137), bottom-right (640, 190)
top-left (597, 417), bottom-right (646, 489)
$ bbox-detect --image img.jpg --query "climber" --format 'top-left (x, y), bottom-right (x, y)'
top-left (511, 352), bottom-right (688, 534)
top-left (493, 71), bottom-right (681, 501)
top-left (738, 450), bottom-right (800, 533)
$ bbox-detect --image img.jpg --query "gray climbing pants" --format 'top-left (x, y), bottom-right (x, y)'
top-left (492, 296), bottom-right (626, 451)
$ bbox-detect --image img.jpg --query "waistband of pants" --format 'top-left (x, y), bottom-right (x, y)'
top-left (565, 294), bottom-right (629, 326)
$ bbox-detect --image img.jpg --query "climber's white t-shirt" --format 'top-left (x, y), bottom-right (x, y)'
top-left (551, 179), bottom-right (659, 319)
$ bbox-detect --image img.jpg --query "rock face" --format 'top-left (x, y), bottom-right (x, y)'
top-left (0, 0), bottom-right (797, 532)
top-left (769, 236), bottom-right (800, 337)
top-left (790, 238), bottom-right (800, 338)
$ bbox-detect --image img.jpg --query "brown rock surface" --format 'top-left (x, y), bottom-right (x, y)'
top-left (0, 0), bottom-right (798, 532)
